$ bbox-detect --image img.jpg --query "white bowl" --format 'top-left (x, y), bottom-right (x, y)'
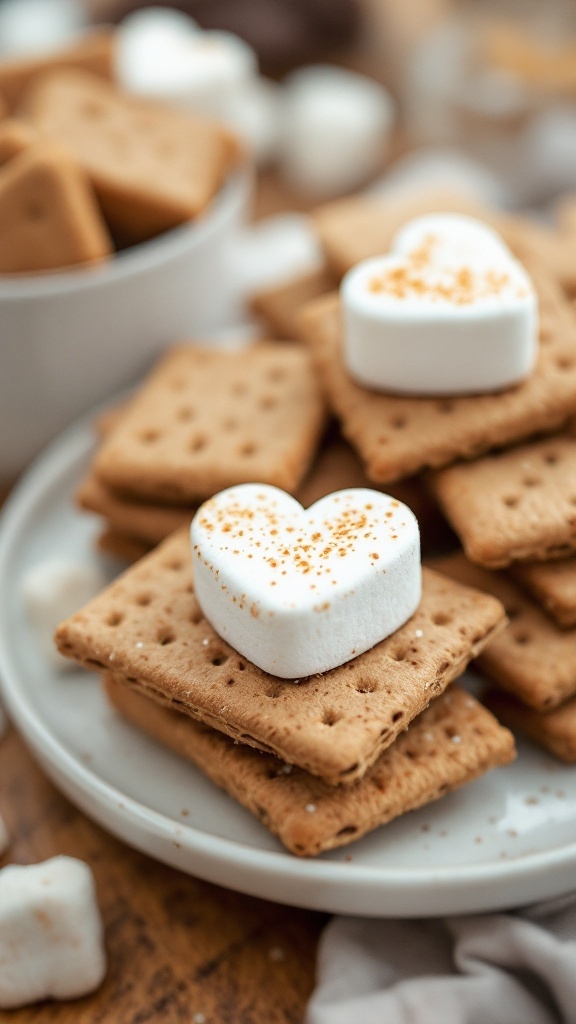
top-left (0, 166), bottom-right (252, 483)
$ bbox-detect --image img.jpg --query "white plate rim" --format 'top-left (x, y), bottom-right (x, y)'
top-left (1, 414), bottom-right (576, 916)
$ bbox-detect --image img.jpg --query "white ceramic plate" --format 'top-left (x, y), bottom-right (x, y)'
top-left (1, 415), bottom-right (576, 918)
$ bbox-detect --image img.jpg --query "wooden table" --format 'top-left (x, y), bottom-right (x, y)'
top-left (0, 726), bottom-right (325, 1022)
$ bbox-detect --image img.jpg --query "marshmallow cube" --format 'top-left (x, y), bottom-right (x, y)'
top-left (191, 484), bottom-right (421, 679)
top-left (341, 214), bottom-right (538, 396)
top-left (279, 65), bottom-right (395, 199)
top-left (21, 559), bottom-right (107, 670)
top-left (0, 857), bottom-right (106, 1009)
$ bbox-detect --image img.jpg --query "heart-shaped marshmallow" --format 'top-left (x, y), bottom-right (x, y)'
top-left (191, 484), bottom-right (421, 679)
top-left (341, 213), bottom-right (538, 395)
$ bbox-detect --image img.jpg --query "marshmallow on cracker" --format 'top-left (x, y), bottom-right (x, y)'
top-left (0, 856), bottom-right (106, 1009)
top-left (191, 484), bottom-right (421, 679)
top-left (341, 213), bottom-right (538, 395)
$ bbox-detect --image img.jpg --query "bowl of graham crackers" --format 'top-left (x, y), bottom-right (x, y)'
top-left (0, 30), bottom-right (250, 483)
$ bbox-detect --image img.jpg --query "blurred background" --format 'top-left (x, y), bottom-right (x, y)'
top-left (2, 0), bottom-right (576, 213)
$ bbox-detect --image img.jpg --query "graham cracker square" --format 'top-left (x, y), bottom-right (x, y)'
top-left (55, 528), bottom-right (506, 786)
top-left (431, 551), bottom-right (576, 711)
top-left (106, 676), bottom-right (515, 856)
top-left (92, 342), bottom-right (327, 505)
top-left (431, 434), bottom-right (576, 568)
top-left (510, 556), bottom-right (576, 629)
top-left (483, 688), bottom-right (576, 763)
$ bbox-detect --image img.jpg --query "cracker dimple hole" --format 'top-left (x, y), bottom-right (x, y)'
top-left (177, 406), bottom-right (195, 422)
top-left (390, 646), bottom-right (408, 662)
top-left (437, 399), bottom-right (455, 413)
top-left (503, 495), bottom-right (520, 509)
top-left (82, 100), bottom-right (105, 118)
top-left (260, 395), bottom-right (276, 410)
top-left (378, 435), bottom-right (389, 445)
top-left (140, 429), bottom-right (160, 444)
top-left (239, 442), bottom-right (256, 457)
top-left (165, 558), bottom-right (184, 571)
top-left (514, 631), bottom-right (531, 645)
top-left (391, 415), bottom-right (406, 429)
top-left (268, 366), bottom-right (285, 383)
top-left (237, 660), bottom-right (246, 671)
top-left (522, 476), bottom-right (541, 488)
top-left (432, 611), bottom-right (452, 626)
top-left (226, 678), bottom-right (235, 686)
top-left (556, 356), bottom-right (574, 371)
top-left (211, 654), bottom-right (229, 667)
top-left (191, 610), bottom-right (204, 625)
top-left (26, 201), bottom-right (44, 221)
top-left (190, 435), bottom-right (207, 453)
top-left (392, 710), bottom-right (404, 723)
top-left (157, 626), bottom-right (175, 645)
top-left (266, 684), bottom-right (282, 698)
top-left (322, 710), bottom-right (339, 727)
top-left (135, 592), bottom-right (153, 606)
top-left (106, 611), bottom-right (123, 627)
top-left (544, 452), bottom-right (559, 465)
top-left (355, 680), bottom-right (378, 693)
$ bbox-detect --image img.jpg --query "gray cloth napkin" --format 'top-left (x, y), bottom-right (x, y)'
top-left (306, 894), bottom-right (576, 1024)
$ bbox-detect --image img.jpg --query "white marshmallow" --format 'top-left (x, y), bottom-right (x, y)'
top-left (191, 484), bottom-right (421, 679)
top-left (0, 815), bottom-right (9, 857)
top-left (279, 65), bottom-right (395, 199)
top-left (117, 17), bottom-right (257, 122)
top-left (0, 0), bottom-right (87, 58)
top-left (0, 856), bottom-right (106, 1009)
top-left (231, 213), bottom-right (323, 295)
top-left (21, 559), bottom-right (107, 670)
top-left (341, 213), bottom-right (538, 396)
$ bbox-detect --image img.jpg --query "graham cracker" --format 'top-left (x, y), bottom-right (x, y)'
top-left (0, 118), bottom-right (36, 166)
top-left (19, 68), bottom-right (238, 243)
top-left (96, 529), bottom-right (151, 564)
top-left (0, 141), bottom-right (112, 273)
top-left (55, 528), bottom-right (506, 786)
top-left (431, 434), bottom-right (576, 568)
top-left (483, 688), bottom-right (576, 763)
top-left (105, 675), bottom-right (515, 857)
top-left (311, 189), bottom-right (488, 278)
top-left (76, 473), bottom-right (194, 546)
top-left (510, 556), bottom-right (576, 628)
top-left (250, 266), bottom-right (336, 340)
top-left (92, 343), bottom-right (327, 504)
top-left (0, 29), bottom-right (114, 111)
top-left (298, 262), bottom-right (576, 483)
top-left (430, 550), bottom-right (576, 711)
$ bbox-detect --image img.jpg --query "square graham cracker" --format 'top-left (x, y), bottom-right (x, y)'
top-left (483, 688), bottom-right (576, 764)
top-left (105, 676), bottom-right (515, 857)
top-left (430, 551), bottom-right (576, 711)
top-left (19, 68), bottom-right (238, 243)
top-left (298, 263), bottom-right (576, 484)
top-left (55, 528), bottom-right (506, 786)
top-left (510, 556), bottom-right (576, 629)
top-left (92, 343), bottom-right (327, 504)
top-left (430, 434), bottom-right (576, 568)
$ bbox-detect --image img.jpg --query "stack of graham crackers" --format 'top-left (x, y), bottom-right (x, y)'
top-left (295, 188), bottom-right (576, 767)
top-left (54, 330), bottom-right (520, 856)
top-left (0, 32), bottom-right (238, 273)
